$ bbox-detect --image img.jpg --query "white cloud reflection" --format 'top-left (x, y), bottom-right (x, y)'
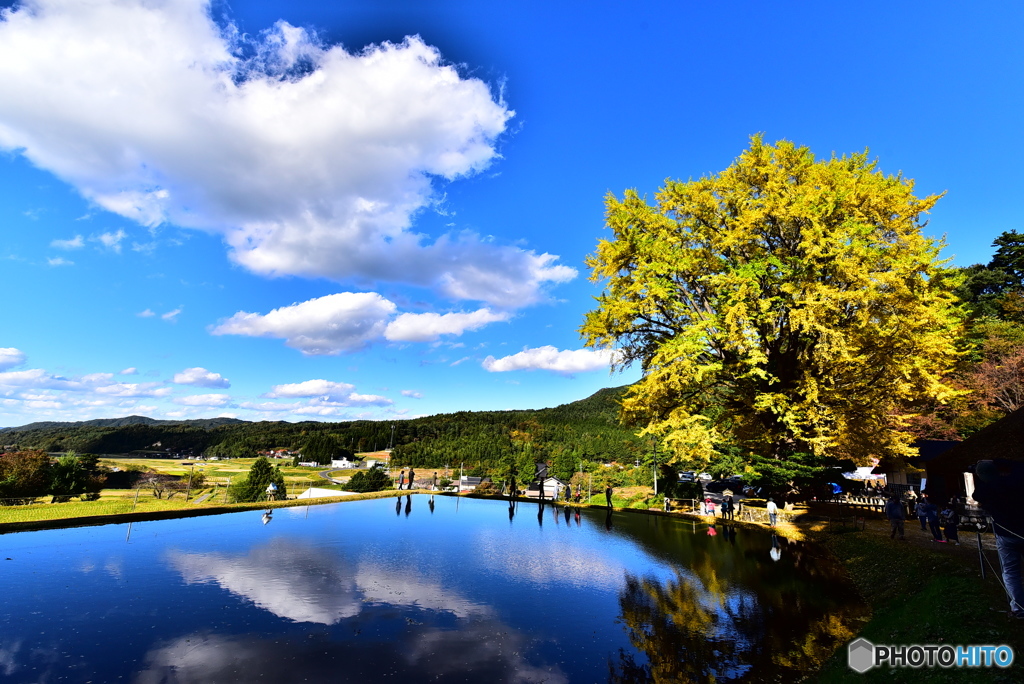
top-left (167, 538), bottom-right (488, 624)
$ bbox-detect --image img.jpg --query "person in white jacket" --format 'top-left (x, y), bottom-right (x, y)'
top-left (766, 498), bottom-right (778, 527)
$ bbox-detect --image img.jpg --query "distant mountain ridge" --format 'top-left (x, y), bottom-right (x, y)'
top-left (1, 415), bottom-right (248, 432)
top-left (0, 386), bottom-right (637, 464)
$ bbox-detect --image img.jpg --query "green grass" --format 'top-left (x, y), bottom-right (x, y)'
top-left (0, 493), bottom-right (195, 524)
top-left (812, 530), bottom-right (1024, 683)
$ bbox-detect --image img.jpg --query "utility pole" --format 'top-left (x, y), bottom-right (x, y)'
top-left (388, 424), bottom-right (396, 451)
top-left (185, 464), bottom-right (195, 501)
top-left (652, 436), bottom-right (658, 497)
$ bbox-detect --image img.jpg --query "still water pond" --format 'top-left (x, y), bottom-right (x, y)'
top-left (0, 496), bottom-right (864, 683)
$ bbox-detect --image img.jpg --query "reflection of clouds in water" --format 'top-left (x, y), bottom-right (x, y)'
top-left (104, 558), bottom-right (123, 580)
top-left (0, 639), bottom-right (59, 681)
top-left (167, 539), bottom-right (488, 624)
top-left (0, 640), bottom-right (21, 676)
top-left (135, 625), bottom-right (566, 684)
top-left (473, 528), bottom-right (625, 590)
top-left (168, 539), bottom-right (361, 624)
top-left (408, 623), bottom-right (568, 684)
top-left (355, 564), bottom-right (489, 618)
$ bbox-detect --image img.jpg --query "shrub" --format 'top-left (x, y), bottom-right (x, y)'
top-left (344, 467), bottom-right (392, 493)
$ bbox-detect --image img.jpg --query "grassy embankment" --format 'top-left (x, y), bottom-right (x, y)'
top-left (807, 520), bottom-right (1024, 683)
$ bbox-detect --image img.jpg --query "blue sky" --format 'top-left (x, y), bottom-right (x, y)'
top-left (1, 0), bottom-right (1022, 427)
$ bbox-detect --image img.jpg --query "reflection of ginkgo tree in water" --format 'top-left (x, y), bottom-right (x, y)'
top-left (610, 552), bottom-right (864, 683)
top-left (611, 572), bottom-right (735, 684)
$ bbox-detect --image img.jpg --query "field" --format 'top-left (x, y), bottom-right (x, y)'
top-left (0, 457), bottom-right (370, 527)
top-left (98, 456), bottom-right (356, 485)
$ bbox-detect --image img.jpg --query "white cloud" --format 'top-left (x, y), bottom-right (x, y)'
top-left (400, 390), bottom-right (422, 399)
top-left (50, 234), bottom-right (84, 249)
top-left (237, 401), bottom-right (294, 413)
top-left (173, 393), bottom-right (231, 407)
top-left (137, 308), bottom-right (155, 317)
top-left (94, 229), bottom-right (127, 252)
top-left (212, 293), bottom-right (395, 355)
top-left (93, 382), bottom-right (172, 398)
top-left (264, 379), bottom-right (392, 407)
top-left (47, 256), bottom-right (73, 266)
top-left (0, 367), bottom-right (170, 400)
top-left (0, 0), bottom-right (574, 306)
top-left (384, 308), bottom-right (510, 343)
top-left (264, 379), bottom-right (353, 400)
top-left (119, 367), bottom-right (138, 375)
top-left (482, 345), bottom-right (622, 374)
top-left (0, 368), bottom-right (78, 390)
top-left (172, 367), bottom-right (230, 388)
top-left (161, 307), bottom-right (183, 322)
top-left (0, 348), bottom-right (26, 371)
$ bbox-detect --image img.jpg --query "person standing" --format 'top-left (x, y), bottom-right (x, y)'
top-left (766, 498), bottom-right (778, 527)
top-left (914, 496), bottom-right (929, 531)
top-left (723, 495), bottom-right (734, 521)
top-left (922, 498), bottom-right (943, 542)
top-left (940, 500), bottom-right (960, 546)
top-left (884, 494), bottom-right (906, 540)
top-left (973, 460), bottom-right (1024, 619)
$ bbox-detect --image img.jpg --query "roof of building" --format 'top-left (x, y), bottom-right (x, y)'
top-left (930, 408), bottom-right (1024, 473)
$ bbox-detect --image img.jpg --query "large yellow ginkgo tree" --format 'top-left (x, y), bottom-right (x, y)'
top-left (582, 136), bottom-right (964, 486)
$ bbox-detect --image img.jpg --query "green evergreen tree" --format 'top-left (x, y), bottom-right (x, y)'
top-left (344, 466), bottom-right (392, 493)
top-left (228, 456), bottom-right (286, 502)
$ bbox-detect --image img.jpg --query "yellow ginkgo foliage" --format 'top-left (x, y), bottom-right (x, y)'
top-left (582, 136), bottom-right (963, 480)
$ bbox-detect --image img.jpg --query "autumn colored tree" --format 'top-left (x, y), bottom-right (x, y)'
top-left (0, 450), bottom-right (52, 498)
top-left (582, 136), bottom-right (963, 484)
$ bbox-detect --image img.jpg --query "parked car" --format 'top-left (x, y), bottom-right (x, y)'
top-left (678, 471), bottom-right (696, 483)
top-left (697, 472), bottom-right (712, 481)
top-left (705, 478), bottom-right (745, 493)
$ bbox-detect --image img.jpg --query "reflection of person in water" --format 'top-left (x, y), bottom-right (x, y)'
top-left (261, 510), bottom-right (272, 525)
top-left (707, 522), bottom-right (717, 537)
top-left (770, 534), bottom-right (781, 562)
top-left (405, 496), bottom-right (412, 517)
top-left (605, 509), bottom-right (613, 530)
top-left (428, 495), bottom-right (435, 514)
top-left (574, 508), bottom-right (581, 526)
top-left (395, 497), bottom-right (402, 516)
top-left (508, 501), bottom-right (515, 522)
top-left (537, 501), bottom-right (544, 527)
top-left (564, 506), bottom-right (571, 524)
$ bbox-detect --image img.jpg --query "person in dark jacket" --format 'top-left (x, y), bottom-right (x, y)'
top-left (940, 501), bottom-right (960, 545)
top-left (914, 497), bottom-right (929, 531)
top-left (974, 460), bottom-right (1024, 618)
top-left (921, 499), bottom-right (943, 541)
top-left (884, 495), bottom-right (906, 540)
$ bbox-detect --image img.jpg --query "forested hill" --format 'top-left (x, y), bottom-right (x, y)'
top-left (1, 415), bottom-right (246, 432)
top-left (0, 385), bottom-right (643, 473)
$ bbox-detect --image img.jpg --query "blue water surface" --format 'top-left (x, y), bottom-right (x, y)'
top-left (0, 496), bottom-right (862, 683)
